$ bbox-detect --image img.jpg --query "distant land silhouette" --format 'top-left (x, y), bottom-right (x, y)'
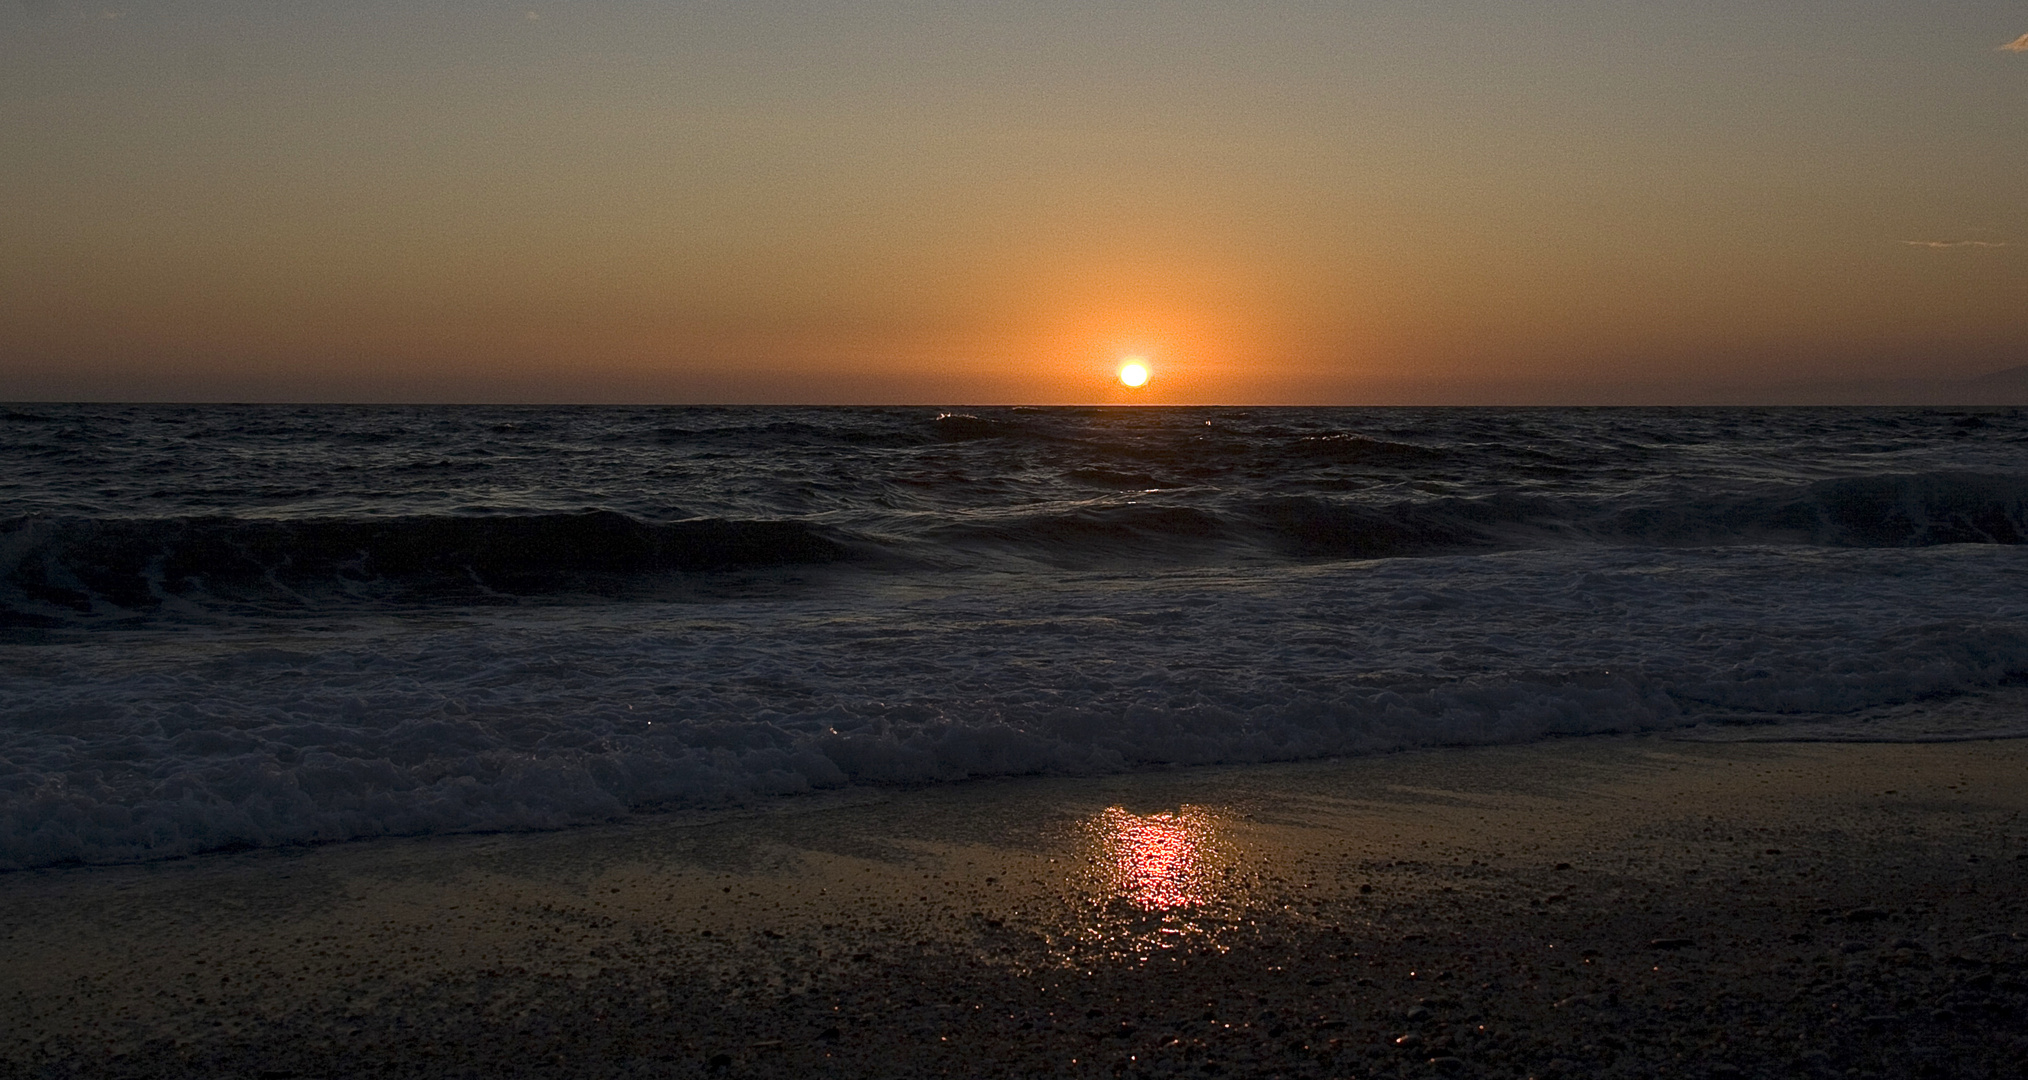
top-left (1732, 364), bottom-right (2028, 407)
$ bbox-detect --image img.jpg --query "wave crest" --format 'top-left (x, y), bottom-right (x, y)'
top-left (0, 512), bottom-right (847, 621)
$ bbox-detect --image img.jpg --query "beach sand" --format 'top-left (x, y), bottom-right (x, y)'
top-left (4, 734), bottom-right (2025, 1079)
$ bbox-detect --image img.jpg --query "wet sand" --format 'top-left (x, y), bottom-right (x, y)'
top-left (4, 734), bottom-right (2026, 1079)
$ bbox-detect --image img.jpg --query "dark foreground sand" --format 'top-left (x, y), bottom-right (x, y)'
top-left (4, 735), bottom-right (2026, 1080)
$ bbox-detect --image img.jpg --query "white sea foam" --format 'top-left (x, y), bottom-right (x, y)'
top-left (4, 543), bottom-right (2026, 868)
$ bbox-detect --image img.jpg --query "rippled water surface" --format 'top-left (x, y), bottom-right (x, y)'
top-left (3, 405), bottom-right (2025, 868)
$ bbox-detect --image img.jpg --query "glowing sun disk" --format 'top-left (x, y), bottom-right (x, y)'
top-left (1118, 360), bottom-right (1150, 388)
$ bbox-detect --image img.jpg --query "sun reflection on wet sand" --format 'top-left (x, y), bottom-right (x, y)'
top-left (1064, 804), bottom-right (1252, 958)
top-left (1093, 805), bottom-right (1221, 910)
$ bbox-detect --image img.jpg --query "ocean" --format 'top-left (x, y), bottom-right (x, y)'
top-left (3, 404), bottom-right (2026, 871)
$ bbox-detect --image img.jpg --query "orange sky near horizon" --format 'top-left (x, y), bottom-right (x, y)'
top-left (3, 1), bottom-right (2025, 404)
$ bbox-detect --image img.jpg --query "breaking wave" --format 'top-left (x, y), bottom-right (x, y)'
top-left (5, 406), bottom-right (2026, 869)
top-left (928, 471), bottom-right (2028, 565)
top-left (6, 473), bottom-right (2025, 621)
top-left (0, 512), bottom-right (847, 623)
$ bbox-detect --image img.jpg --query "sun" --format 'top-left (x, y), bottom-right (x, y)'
top-left (1118, 359), bottom-right (1150, 388)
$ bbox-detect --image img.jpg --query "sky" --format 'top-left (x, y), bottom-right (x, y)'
top-left (2, 0), bottom-right (2024, 404)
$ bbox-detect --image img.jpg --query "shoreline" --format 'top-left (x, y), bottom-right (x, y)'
top-left (5, 734), bottom-right (2026, 1078)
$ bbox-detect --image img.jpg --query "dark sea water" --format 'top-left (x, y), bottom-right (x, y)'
top-left (4, 404), bottom-right (2028, 868)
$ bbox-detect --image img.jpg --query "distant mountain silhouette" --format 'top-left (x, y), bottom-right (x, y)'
top-left (1963, 364), bottom-right (2028, 396)
top-left (1734, 364), bottom-right (2028, 406)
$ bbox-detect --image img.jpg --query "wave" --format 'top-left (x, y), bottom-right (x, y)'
top-left (1261, 471), bottom-right (2028, 555)
top-left (5, 474), bottom-right (2022, 621)
top-left (5, 613), bottom-right (2024, 870)
top-left (645, 412), bottom-right (1041, 448)
top-left (933, 411), bottom-right (1057, 443)
top-left (0, 512), bottom-right (847, 623)
top-left (1283, 432), bottom-right (1452, 465)
top-left (650, 418), bottom-right (933, 450)
top-left (918, 471), bottom-right (2028, 565)
top-left (1605, 471), bottom-right (2028, 548)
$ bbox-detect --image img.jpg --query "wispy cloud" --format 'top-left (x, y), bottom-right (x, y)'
top-left (1902, 239), bottom-right (2008, 249)
top-left (2002, 33), bottom-right (2028, 52)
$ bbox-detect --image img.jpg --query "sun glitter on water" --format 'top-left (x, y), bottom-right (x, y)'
top-left (1118, 359), bottom-right (1150, 388)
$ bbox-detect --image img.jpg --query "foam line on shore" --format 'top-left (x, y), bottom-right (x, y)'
top-left (5, 735), bottom-right (2027, 1078)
